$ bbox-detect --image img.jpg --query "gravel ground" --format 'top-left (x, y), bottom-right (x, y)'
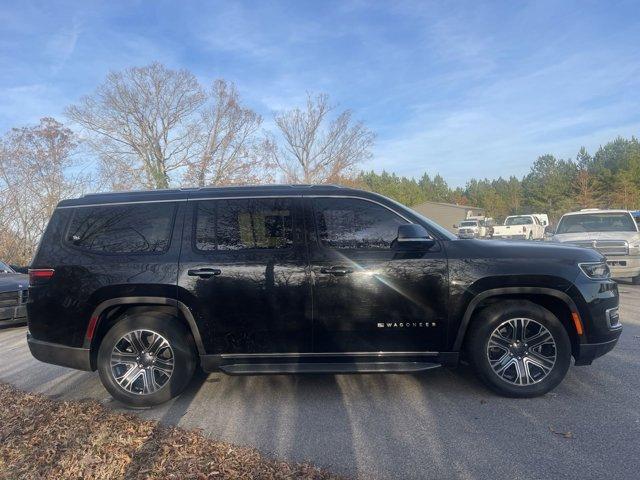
top-left (1, 282), bottom-right (639, 480)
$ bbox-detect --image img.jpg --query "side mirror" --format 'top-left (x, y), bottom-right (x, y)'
top-left (395, 224), bottom-right (435, 249)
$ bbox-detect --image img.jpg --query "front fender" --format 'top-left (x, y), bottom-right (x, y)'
top-left (451, 285), bottom-right (581, 351)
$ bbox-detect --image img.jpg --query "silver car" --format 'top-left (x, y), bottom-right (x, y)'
top-left (551, 209), bottom-right (640, 283)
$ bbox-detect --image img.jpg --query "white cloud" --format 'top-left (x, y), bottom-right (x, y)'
top-left (45, 19), bottom-right (82, 73)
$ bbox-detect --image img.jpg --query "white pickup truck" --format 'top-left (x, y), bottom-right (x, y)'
top-left (492, 215), bottom-right (546, 240)
top-left (551, 209), bottom-right (640, 283)
top-left (456, 219), bottom-right (489, 239)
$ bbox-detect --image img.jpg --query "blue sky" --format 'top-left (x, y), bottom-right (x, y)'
top-left (1, 0), bottom-right (639, 186)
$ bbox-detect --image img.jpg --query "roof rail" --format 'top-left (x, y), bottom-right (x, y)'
top-left (81, 188), bottom-right (184, 198)
top-left (80, 183), bottom-right (350, 199)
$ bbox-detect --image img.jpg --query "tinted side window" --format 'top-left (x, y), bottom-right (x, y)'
top-left (67, 203), bottom-right (175, 254)
top-left (195, 198), bottom-right (293, 251)
top-left (314, 197), bottom-right (408, 249)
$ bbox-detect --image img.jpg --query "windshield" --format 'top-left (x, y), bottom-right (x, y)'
top-left (505, 216), bottom-right (532, 226)
top-left (556, 213), bottom-right (638, 234)
top-left (0, 261), bottom-right (14, 273)
top-left (460, 221), bottom-right (477, 227)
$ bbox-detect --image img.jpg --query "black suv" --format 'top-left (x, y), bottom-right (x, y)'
top-left (27, 185), bottom-right (622, 406)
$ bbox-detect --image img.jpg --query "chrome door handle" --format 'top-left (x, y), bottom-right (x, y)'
top-left (320, 266), bottom-right (353, 276)
top-left (187, 267), bottom-right (222, 278)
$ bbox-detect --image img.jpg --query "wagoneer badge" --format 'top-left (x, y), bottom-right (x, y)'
top-left (377, 322), bottom-right (436, 328)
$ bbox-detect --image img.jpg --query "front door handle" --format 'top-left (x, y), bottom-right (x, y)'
top-left (188, 267), bottom-right (222, 278)
top-left (320, 266), bottom-right (353, 276)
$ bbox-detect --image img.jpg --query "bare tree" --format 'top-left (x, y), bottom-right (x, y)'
top-left (66, 62), bottom-right (206, 190)
top-left (0, 118), bottom-right (87, 265)
top-left (184, 80), bottom-right (271, 187)
top-left (269, 93), bottom-right (374, 183)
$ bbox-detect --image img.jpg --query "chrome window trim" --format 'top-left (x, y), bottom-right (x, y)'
top-left (397, 237), bottom-right (433, 242)
top-left (303, 194), bottom-right (413, 223)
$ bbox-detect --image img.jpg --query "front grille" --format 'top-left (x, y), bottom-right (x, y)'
top-left (0, 291), bottom-right (19, 308)
top-left (570, 240), bottom-right (628, 256)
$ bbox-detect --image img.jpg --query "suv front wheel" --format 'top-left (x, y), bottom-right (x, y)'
top-left (467, 300), bottom-right (571, 397)
top-left (97, 312), bottom-right (197, 407)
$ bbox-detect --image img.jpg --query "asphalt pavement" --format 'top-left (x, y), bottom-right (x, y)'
top-left (1, 283), bottom-right (639, 480)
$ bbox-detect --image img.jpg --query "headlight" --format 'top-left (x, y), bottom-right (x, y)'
top-left (579, 261), bottom-right (610, 279)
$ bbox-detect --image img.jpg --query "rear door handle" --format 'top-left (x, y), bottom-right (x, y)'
top-left (188, 267), bottom-right (222, 278)
top-left (320, 266), bottom-right (353, 276)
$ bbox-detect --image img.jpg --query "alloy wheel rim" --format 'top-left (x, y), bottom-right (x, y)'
top-left (110, 329), bottom-right (174, 395)
top-left (486, 318), bottom-right (557, 386)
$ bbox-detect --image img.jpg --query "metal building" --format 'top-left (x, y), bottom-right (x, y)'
top-left (410, 201), bottom-right (485, 234)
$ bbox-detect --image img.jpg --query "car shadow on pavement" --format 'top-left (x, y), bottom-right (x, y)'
top-left (206, 372), bottom-right (361, 477)
top-left (142, 365), bottom-right (488, 478)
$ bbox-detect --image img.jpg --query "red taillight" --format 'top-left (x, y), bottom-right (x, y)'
top-left (29, 268), bottom-right (55, 284)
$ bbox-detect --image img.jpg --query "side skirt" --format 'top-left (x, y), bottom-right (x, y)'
top-left (200, 351), bottom-right (459, 374)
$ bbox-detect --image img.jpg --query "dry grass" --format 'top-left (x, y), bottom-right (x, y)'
top-left (0, 383), bottom-right (344, 480)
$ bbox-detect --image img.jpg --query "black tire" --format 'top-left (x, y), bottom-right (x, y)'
top-left (97, 312), bottom-right (196, 407)
top-left (528, 232), bottom-right (533, 240)
top-left (466, 300), bottom-right (571, 398)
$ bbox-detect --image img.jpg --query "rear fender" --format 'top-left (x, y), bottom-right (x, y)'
top-left (85, 296), bottom-right (205, 356)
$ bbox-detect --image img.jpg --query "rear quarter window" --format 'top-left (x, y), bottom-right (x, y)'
top-left (66, 203), bottom-right (176, 254)
top-left (195, 198), bottom-right (294, 251)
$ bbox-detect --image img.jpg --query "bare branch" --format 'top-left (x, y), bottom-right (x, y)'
top-left (66, 62), bottom-right (206, 190)
top-left (270, 93), bottom-right (374, 183)
top-left (0, 118), bottom-right (89, 265)
top-left (183, 79), bottom-right (272, 187)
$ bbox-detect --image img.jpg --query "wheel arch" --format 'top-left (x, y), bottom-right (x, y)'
top-left (454, 287), bottom-right (583, 356)
top-left (85, 296), bottom-right (205, 370)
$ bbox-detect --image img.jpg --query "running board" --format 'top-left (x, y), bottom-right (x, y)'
top-left (219, 361), bottom-right (442, 375)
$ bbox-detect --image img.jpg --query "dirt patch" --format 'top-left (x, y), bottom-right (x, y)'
top-left (0, 383), bottom-right (344, 479)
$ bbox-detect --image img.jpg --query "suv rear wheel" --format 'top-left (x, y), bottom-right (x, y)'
top-left (97, 312), bottom-right (196, 407)
top-left (466, 300), bottom-right (571, 397)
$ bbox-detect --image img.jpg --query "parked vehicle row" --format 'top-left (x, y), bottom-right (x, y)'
top-left (27, 185), bottom-right (621, 406)
top-left (492, 215), bottom-right (546, 240)
top-left (0, 261), bottom-right (29, 327)
top-left (455, 207), bottom-right (640, 283)
top-left (455, 214), bottom-right (548, 240)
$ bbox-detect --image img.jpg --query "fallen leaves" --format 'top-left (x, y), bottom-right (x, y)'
top-left (0, 383), bottom-right (344, 479)
top-left (549, 426), bottom-right (575, 439)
